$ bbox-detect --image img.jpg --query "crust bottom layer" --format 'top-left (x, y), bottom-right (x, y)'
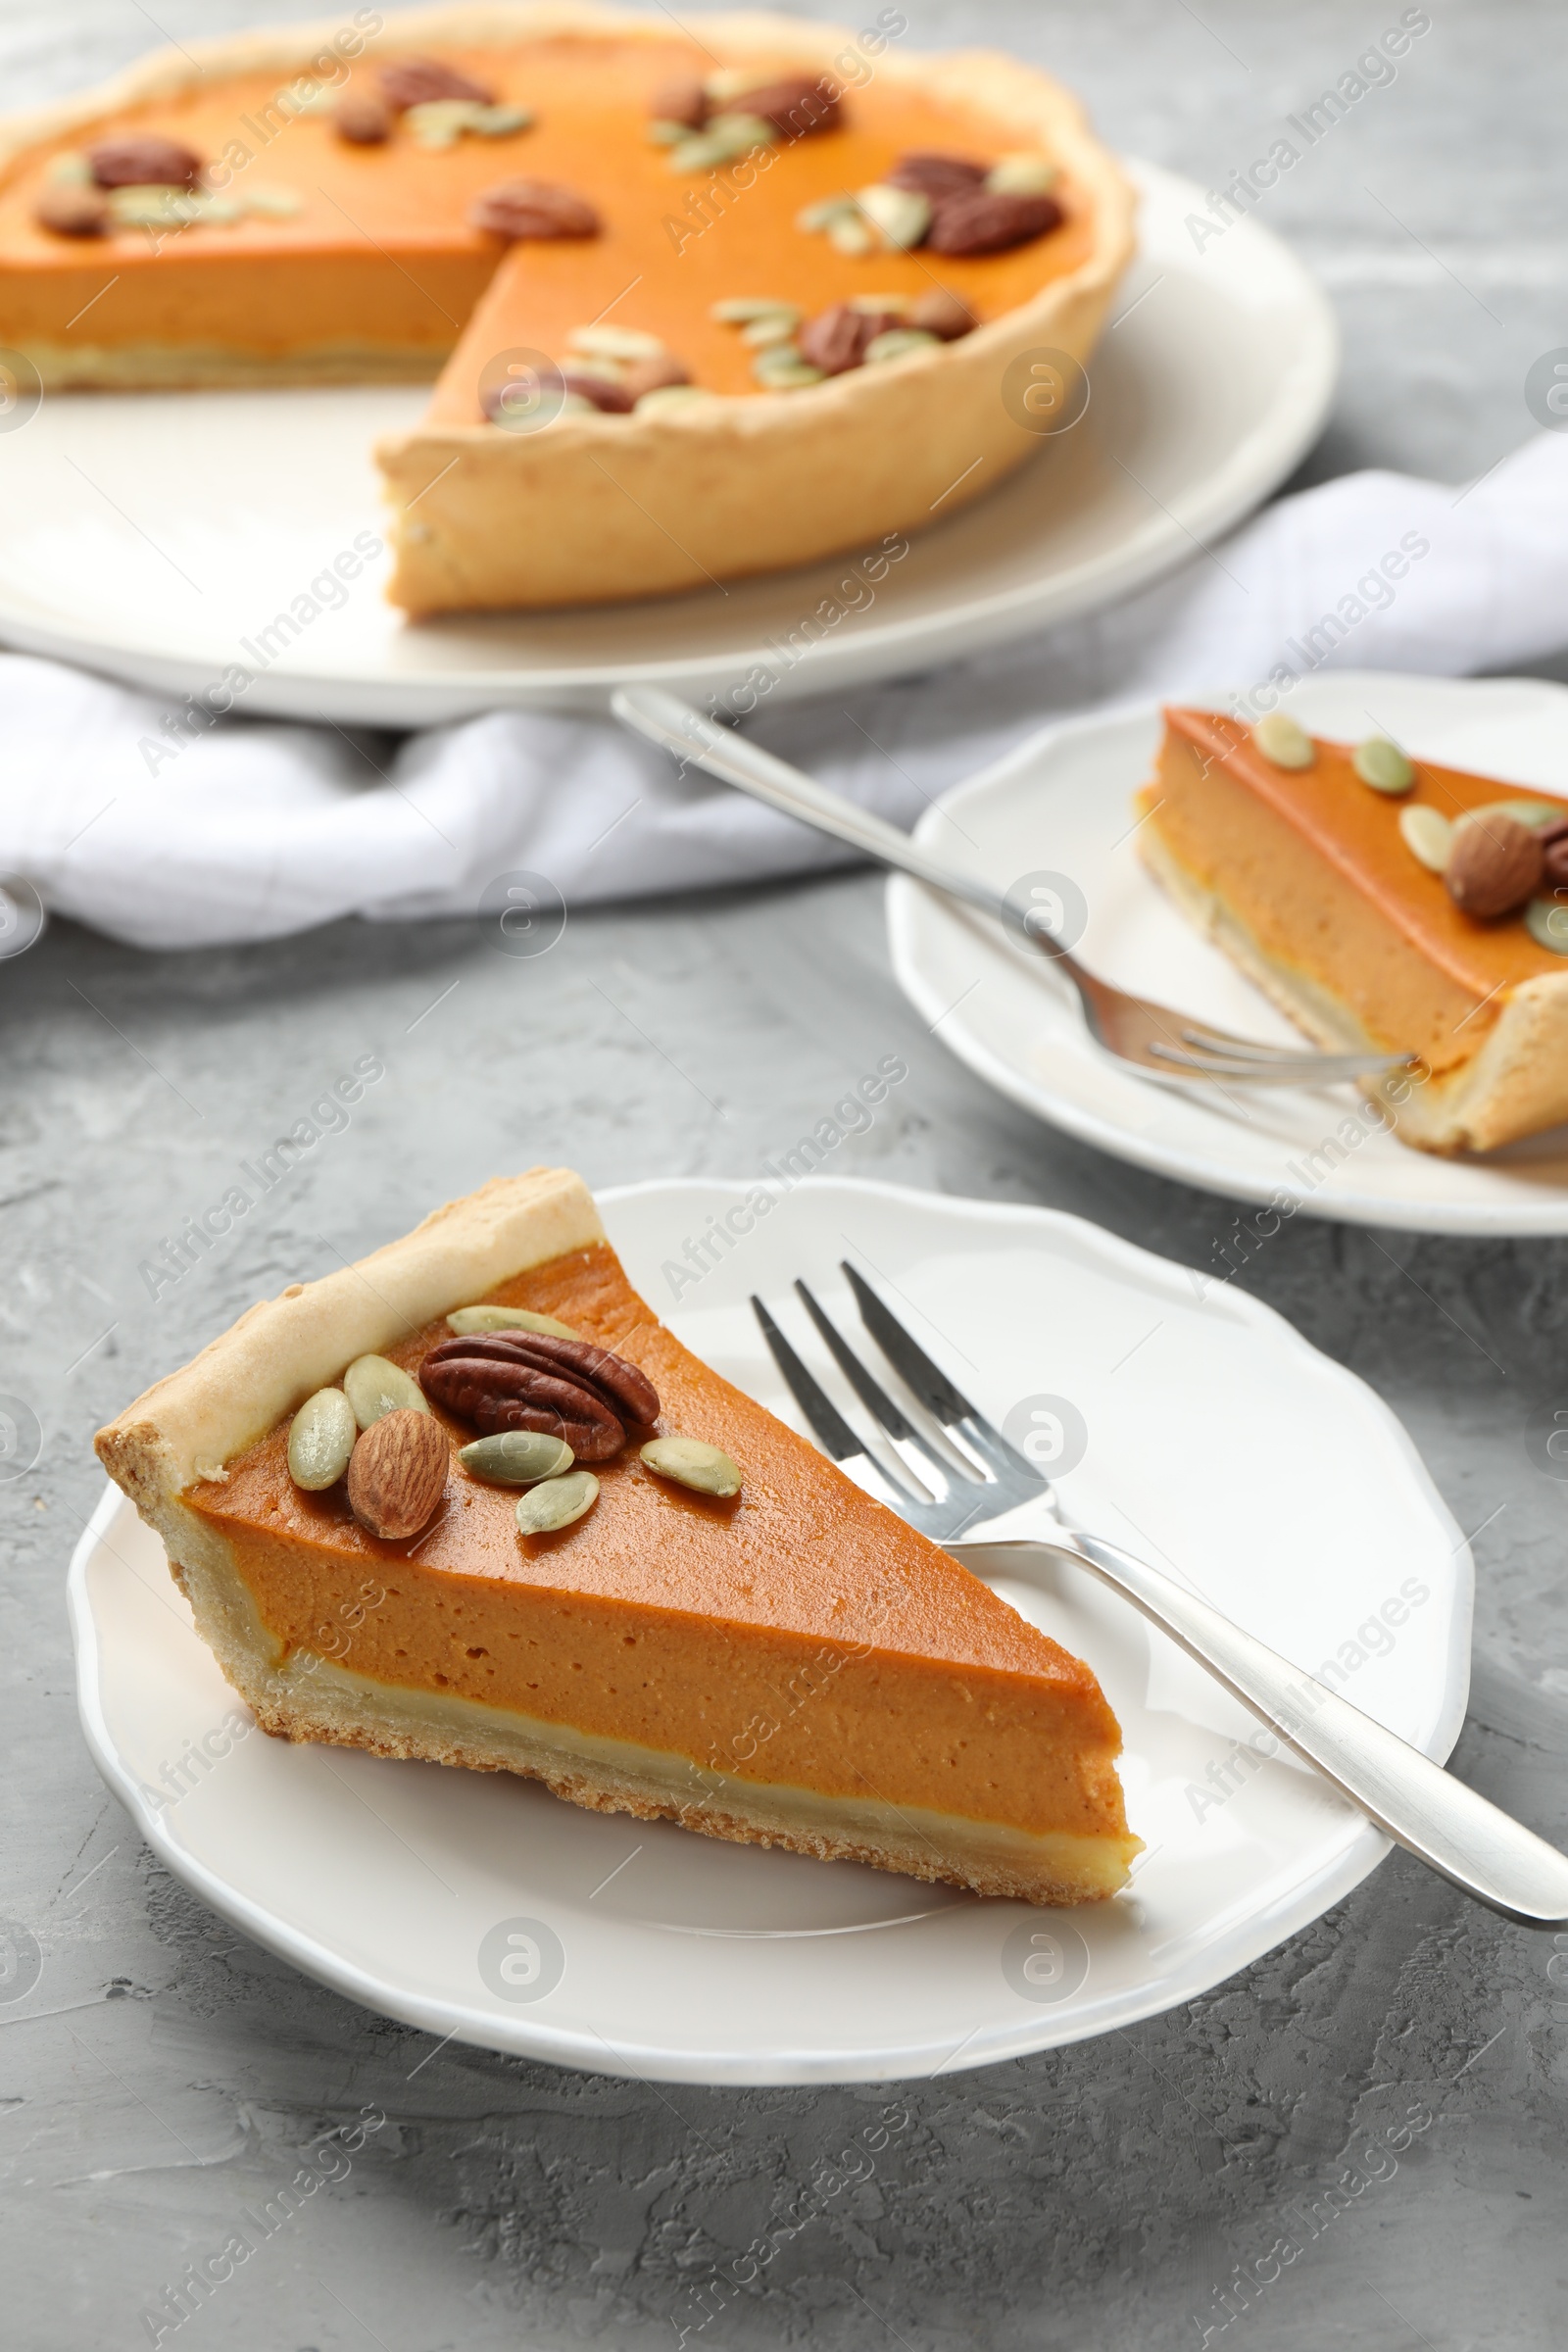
top-left (23, 340), bottom-right (451, 390)
top-left (247, 1647), bottom-right (1135, 1904)
top-left (168, 1527), bottom-right (1137, 1908)
top-left (1140, 826), bottom-right (1568, 1156)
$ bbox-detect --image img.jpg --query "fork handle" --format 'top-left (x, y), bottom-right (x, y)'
top-left (612, 686), bottom-right (1027, 938)
top-left (967, 1535), bottom-right (1568, 1928)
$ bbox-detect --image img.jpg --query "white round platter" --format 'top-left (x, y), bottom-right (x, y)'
top-left (0, 160), bottom-right (1336, 724)
top-left (889, 670), bottom-right (1568, 1235)
top-left (69, 1178), bottom-right (1469, 2085)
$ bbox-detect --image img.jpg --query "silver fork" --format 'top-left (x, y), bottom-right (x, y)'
top-left (612, 685), bottom-right (1414, 1090)
top-left (752, 1263), bottom-right (1568, 1928)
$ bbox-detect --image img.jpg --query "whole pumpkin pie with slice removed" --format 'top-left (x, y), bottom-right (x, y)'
top-left (94, 1167), bottom-right (1141, 1906)
top-left (0, 3), bottom-right (1134, 610)
top-left (1140, 706), bottom-right (1568, 1154)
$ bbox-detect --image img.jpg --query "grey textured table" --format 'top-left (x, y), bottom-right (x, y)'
top-left (4, 3), bottom-right (1567, 2346)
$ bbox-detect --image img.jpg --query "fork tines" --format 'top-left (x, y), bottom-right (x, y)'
top-left (750, 1265), bottom-right (1050, 1544)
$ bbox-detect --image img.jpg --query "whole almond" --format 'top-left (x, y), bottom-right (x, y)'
top-left (347, 1408), bottom-right (448, 1540)
top-left (32, 183), bottom-right (110, 237)
top-left (619, 351), bottom-right (692, 403)
top-left (335, 91), bottom-right (392, 144)
top-left (908, 288), bottom-right (977, 341)
top-left (651, 74), bottom-right (708, 128)
top-left (1445, 811), bottom-right (1544, 920)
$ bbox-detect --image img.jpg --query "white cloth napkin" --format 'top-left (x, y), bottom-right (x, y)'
top-left (5, 432), bottom-right (1568, 952)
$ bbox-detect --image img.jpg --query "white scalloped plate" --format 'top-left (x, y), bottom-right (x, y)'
top-left (69, 1179), bottom-right (1468, 2083)
top-left (0, 159), bottom-right (1335, 722)
top-left (890, 672), bottom-right (1568, 1235)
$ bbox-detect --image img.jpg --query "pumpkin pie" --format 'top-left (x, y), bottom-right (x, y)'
top-left (94, 1167), bottom-right (1142, 1906)
top-left (1140, 706), bottom-right (1568, 1153)
top-left (0, 4), bottom-right (1134, 610)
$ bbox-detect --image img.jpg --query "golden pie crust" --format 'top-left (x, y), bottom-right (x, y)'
top-left (0, 5), bottom-right (1135, 611)
top-left (95, 1167), bottom-right (1141, 1905)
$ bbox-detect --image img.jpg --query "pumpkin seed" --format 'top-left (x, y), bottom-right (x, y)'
top-left (1398, 804), bottom-right (1453, 872)
top-left (1251, 710), bottom-right (1314, 769)
top-left (460, 1431), bottom-right (575, 1485)
top-left (47, 152), bottom-right (93, 183)
top-left (275, 78), bottom-right (338, 117)
top-left (1470, 798), bottom-right (1568, 830)
top-left (406, 99), bottom-right (532, 148)
top-left (1526, 896), bottom-right (1568, 955)
top-left (287, 1388), bottom-right (358, 1490)
top-left (1352, 736), bottom-right (1415, 794)
top-left (239, 184), bottom-right (304, 218)
top-left (646, 118), bottom-right (688, 145)
top-left (711, 296), bottom-right (799, 323)
top-left (863, 327), bottom-right (941, 364)
top-left (849, 292), bottom-right (911, 316)
top-left (635, 384), bottom-right (719, 413)
top-left (515, 1470), bottom-right (599, 1535)
top-left (344, 1353), bottom-right (430, 1429)
top-left (704, 67), bottom-right (760, 103)
top-left (856, 183), bottom-right (932, 251)
top-left (570, 323), bottom-right (666, 361)
top-left (797, 195), bottom-right (857, 233)
top-left (669, 113), bottom-right (774, 172)
top-left (640, 1436), bottom-right (743, 1498)
top-left (752, 352), bottom-right (826, 390)
top-left (827, 213), bottom-right (875, 256)
top-left (986, 153), bottom-right (1058, 195)
top-left (740, 311), bottom-right (803, 347)
top-left (447, 1304), bottom-right (581, 1340)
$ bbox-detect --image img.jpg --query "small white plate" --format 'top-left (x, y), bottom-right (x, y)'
top-left (0, 161), bottom-right (1334, 724)
top-left (890, 671), bottom-right (1568, 1236)
top-left (70, 1178), bottom-right (1468, 2084)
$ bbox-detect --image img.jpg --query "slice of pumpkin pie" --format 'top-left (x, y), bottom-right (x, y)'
top-left (1140, 706), bottom-right (1568, 1154)
top-left (95, 1166), bottom-right (1141, 1906)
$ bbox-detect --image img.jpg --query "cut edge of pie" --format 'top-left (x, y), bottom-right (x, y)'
top-left (95, 1167), bottom-right (1143, 1907)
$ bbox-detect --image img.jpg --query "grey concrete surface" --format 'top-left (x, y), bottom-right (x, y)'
top-left (3, 2), bottom-right (1567, 2347)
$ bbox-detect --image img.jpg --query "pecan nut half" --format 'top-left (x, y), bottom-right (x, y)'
top-left (926, 187), bottom-right (1062, 256)
top-left (739, 74), bottom-right (842, 138)
top-left (379, 56), bottom-right (497, 110)
top-left (886, 151), bottom-right (987, 199)
top-left (468, 178), bottom-right (601, 241)
top-left (798, 302), bottom-right (902, 376)
top-left (87, 134), bottom-right (203, 190)
top-left (419, 1333), bottom-right (659, 1462)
